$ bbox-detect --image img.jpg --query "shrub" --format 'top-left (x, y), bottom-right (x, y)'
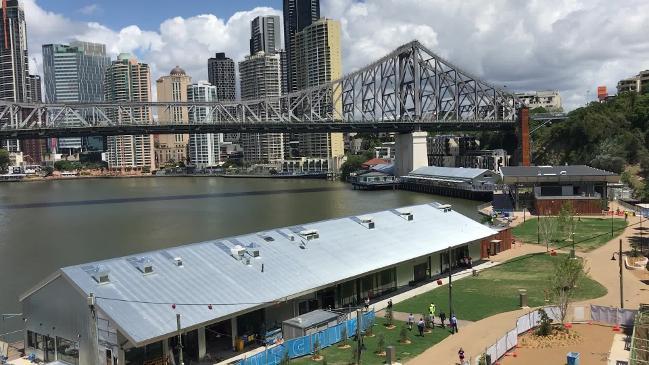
top-left (313, 338), bottom-right (320, 356)
top-left (376, 334), bottom-right (385, 354)
top-left (341, 326), bottom-right (348, 346)
top-left (399, 326), bottom-right (409, 343)
top-left (535, 308), bottom-right (552, 337)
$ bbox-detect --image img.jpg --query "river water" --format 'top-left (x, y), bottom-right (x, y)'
top-left (0, 177), bottom-right (479, 316)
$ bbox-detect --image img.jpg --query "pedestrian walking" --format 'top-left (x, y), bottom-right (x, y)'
top-left (439, 311), bottom-right (446, 328)
top-left (387, 299), bottom-right (393, 310)
top-left (364, 297), bottom-right (370, 311)
top-left (450, 314), bottom-right (459, 334)
top-left (417, 318), bottom-right (425, 337)
top-left (458, 347), bottom-right (465, 363)
top-left (428, 303), bottom-right (436, 328)
top-left (407, 313), bottom-right (414, 331)
top-left (468, 257), bottom-right (473, 268)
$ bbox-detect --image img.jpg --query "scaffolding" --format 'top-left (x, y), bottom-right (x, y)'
top-left (631, 304), bottom-right (649, 364)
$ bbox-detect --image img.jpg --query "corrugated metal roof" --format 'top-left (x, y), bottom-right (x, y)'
top-left (409, 166), bottom-right (489, 179)
top-left (30, 203), bottom-right (496, 346)
top-left (500, 165), bottom-right (616, 177)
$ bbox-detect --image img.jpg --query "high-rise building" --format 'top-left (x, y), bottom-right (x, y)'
top-left (283, 0), bottom-right (320, 93)
top-left (293, 18), bottom-right (344, 160)
top-left (0, 0), bottom-right (40, 152)
top-left (207, 52), bottom-right (238, 143)
top-left (42, 41), bottom-right (111, 153)
top-left (187, 81), bottom-right (223, 168)
top-left (104, 53), bottom-right (155, 171)
top-left (250, 15), bottom-right (282, 56)
top-left (207, 53), bottom-right (236, 101)
top-left (21, 74), bottom-right (46, 162)
top-left (155, 66), bottom-right (191, 167)
top-left (239, 52), bottom-right (284, 163)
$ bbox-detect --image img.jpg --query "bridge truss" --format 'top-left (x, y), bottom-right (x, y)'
top-left (0, 40), bottom-right (523, 139)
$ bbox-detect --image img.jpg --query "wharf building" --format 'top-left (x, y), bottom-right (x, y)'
top-left (428, 135), bottom-right (509, 172)
top-left (42, 41), bottom-right (111, 154)
top-left (0, 0), bottom-right (43, 153)
top-left (21, 203), bottom-right (512, 364)
top-left (293, 18), bottom-right (344, 163)
top-left (500, 165), bottom-right (619, 214)
top-left (239, 52), bottom-right (285, 164)
top-left (187, 81), bottom-right (224, 168)
top-left (155, 67), bottom-right (191, 167)
top-left (401, 166), bottom-right (502, 200)
top-left (104, 54), bottom-right (155, 171)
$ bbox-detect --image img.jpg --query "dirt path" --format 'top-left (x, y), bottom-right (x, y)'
top-left (407, 208), bottom-right (649, 365)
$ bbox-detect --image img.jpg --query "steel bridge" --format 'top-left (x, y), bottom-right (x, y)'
top-left (0, 40), bottom-right (525, 140)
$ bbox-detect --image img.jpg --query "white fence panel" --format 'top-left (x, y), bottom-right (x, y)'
top-left (516, 313), bottom-right (531, 334)
top-left (496, 335), bottom-right (508, 359)
top-left (506, 329), bottom-right (518, 350)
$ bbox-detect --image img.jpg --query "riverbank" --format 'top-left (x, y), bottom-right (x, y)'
top-left (1, 172), bottom-right (334, 183)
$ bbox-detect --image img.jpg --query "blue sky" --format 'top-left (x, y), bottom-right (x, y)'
top-left (39, 0), bottom-right (281, 30)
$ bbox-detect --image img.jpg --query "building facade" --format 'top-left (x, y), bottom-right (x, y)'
top-left (239, 52), bottom-right (284, 163)
top-left (617, 70), bottom-right (649, 94)
top-left (250, 15), bottom-right (282, 55)
top-left (187, 81), bottom-right (223, 168)
top-left (514, 90), bottom-right (562, 111)
top-left (0, 0), bottom-right (41, 152)
top-left (207, 52), bottom-right (236, 102)
top-left (42, 41), bottom-right (111, 153)
top-left (104, 53), bottom-right (154, 171)
top-left (155, 66), bottom-right (191, 167)
top-left (293, 18), bottom-right (344, 161)
top-left (283, 0), bottom-right (320, 93)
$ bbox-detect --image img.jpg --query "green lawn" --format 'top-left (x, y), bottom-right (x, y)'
top-left (292, 318), bottom-right (450, 365)
top-left (393, 254), bottom-right (607, 322)
top-left (512, 217), bottom-right (627, 251)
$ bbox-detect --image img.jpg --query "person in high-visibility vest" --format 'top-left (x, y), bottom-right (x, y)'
top-left (428, 303), bottom-right (436, 328)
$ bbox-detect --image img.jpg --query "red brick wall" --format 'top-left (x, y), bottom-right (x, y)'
top-left (480, 227), bottom-right (514, 259)
top-left (520, 108), bottom-right (530, 166)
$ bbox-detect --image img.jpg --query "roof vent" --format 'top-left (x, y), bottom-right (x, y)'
top-left (246, 243), bottom-right (261, 258)
top-left (354, 216), bottom-right (375, 229)
top-left (257, 232), bottom-right (275, 242)
top-left (400, 211), bottom-right (414, 221)
top-left (560, 170), bottom-right (567, 175)
top-left (83, 265), bottom-right (111, 284)
top-left (298, 229), bottom-right (319, 241)
top-left (174, 257), bottom-right (183, 267)
top-left (230, 245), bottom-right (246, 259)
top-left (437, 204), bottom-right (452, 213)
top-left (127, 257), bottom-right (154, 274)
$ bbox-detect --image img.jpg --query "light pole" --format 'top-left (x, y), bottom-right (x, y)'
top-left (177, 313), bottom-right (185, 365)
top-left (448, 246), bottom-right (453, 317)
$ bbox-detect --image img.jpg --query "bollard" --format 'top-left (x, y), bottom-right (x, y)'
top-left (386, 346), bottom-right (396, 364)
top-left (519, 289), bottom-right (528, 308)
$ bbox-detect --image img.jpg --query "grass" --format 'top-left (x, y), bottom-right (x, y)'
top-left (393, 254), bottom-right (607, 322)
top-left (512, 217), bottom-right (627, 251)
top-left (291, 318), bottom-right (450, 365)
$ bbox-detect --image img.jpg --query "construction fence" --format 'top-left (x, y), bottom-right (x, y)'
top-left (482, 304), bottom-right (637, 364)
top-left (238, 310), bottom-right (376, 365)
top-left (630, 304), bottom-right (649, 365)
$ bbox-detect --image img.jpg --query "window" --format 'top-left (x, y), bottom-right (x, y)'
top-left (27, 331), bottom-right (43, 351)
top-left (56, 337), bottom-right (80, 365)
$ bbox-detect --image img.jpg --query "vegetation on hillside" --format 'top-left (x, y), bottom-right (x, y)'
top-left (531, 92), bottom-right (649, 200)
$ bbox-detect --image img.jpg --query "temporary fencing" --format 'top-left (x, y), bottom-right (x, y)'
top-left (238, 310), bottom-right (375, 365)
top-left (481, 305), bottom-right (637, 364)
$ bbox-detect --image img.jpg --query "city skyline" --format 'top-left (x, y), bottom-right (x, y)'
top-left (20, 0), bottom-right (649, 111)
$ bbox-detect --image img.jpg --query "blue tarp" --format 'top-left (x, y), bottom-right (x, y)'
top-left (239, 311), bottom-right (375, 365)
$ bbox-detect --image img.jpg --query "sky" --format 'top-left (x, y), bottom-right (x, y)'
top-left (25, 0), bottom-right (649, 110)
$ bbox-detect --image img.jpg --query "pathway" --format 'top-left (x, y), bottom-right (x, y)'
top-left (407, 207), bottom-right (649, 364)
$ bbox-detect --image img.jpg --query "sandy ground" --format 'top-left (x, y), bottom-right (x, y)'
top-left (408, 203), bottom-right (649, 365)
top-left (500, 324), bottom-right (616, 365)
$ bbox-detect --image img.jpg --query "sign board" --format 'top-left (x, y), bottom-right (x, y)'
top-left (597, 86), bottom-right (608, 101)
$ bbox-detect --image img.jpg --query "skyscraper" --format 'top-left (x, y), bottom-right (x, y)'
top-left (0, 0), bottom-right (40, 152)
top-left (155, 66), bottom-right (191, 166)
top-left (42, 41), bottom-right (111, 153)
top-left (293, 18), bottom-right (344, 160)
top-left (283, 0), bottom-right (320, 93)
top-left (250, 15), bottom-right (282, 56)
top-left (104, 53), bottom-right (155, 171)
top-left (187, 81), bottom-right (223, 168)
top-left (239, 52), bottom-right (284, 163)
top-left (207, 53), bottom-right (236, 101)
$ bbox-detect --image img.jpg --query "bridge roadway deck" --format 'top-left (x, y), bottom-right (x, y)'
top-left (0, 121), bottom-right (516, 139)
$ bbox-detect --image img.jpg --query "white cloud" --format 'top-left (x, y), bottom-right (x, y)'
top-left (23, 0), bottom-right (649, 110)
top-left (78, 4), bottom-right (101, 16)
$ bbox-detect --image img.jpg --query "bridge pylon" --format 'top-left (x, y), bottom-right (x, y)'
top-left (395, 131), bottom-right (429, 177)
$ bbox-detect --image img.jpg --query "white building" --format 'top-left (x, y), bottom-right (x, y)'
top-left (515, 90), bottom-right (562, 111)
top-left (187, 81), bottom-right (223, 168)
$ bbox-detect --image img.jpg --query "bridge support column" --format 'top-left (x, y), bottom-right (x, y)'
top-left (395, 131), bottom-right (428, 177)
top-left (519, 107), bottom-right (531, 166)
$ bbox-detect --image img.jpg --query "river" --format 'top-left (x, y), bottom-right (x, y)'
top-left (0, 177), bottom-right (479, 317)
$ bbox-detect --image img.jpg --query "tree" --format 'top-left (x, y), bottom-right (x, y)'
top-left (375, 333), bottom-right (385, 354)
top-left (341, 326), bottom-right (348, 346)
top-left (538, 213), bottom-right (559, 251)
top-left (399, 326), bottom-right (409, 343)
top-left (384, 306), bottom-right (393, 326)
top-left (0, 148), bottom-right (9, 173)
top-left (340, 155), bottom-right (366, 181)
top-left (557, 202), bottom-right (576, 247)
top-left (535, 308), bottom-right (552, 336)
top-left (549, 256), bottom-right (587, 324)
